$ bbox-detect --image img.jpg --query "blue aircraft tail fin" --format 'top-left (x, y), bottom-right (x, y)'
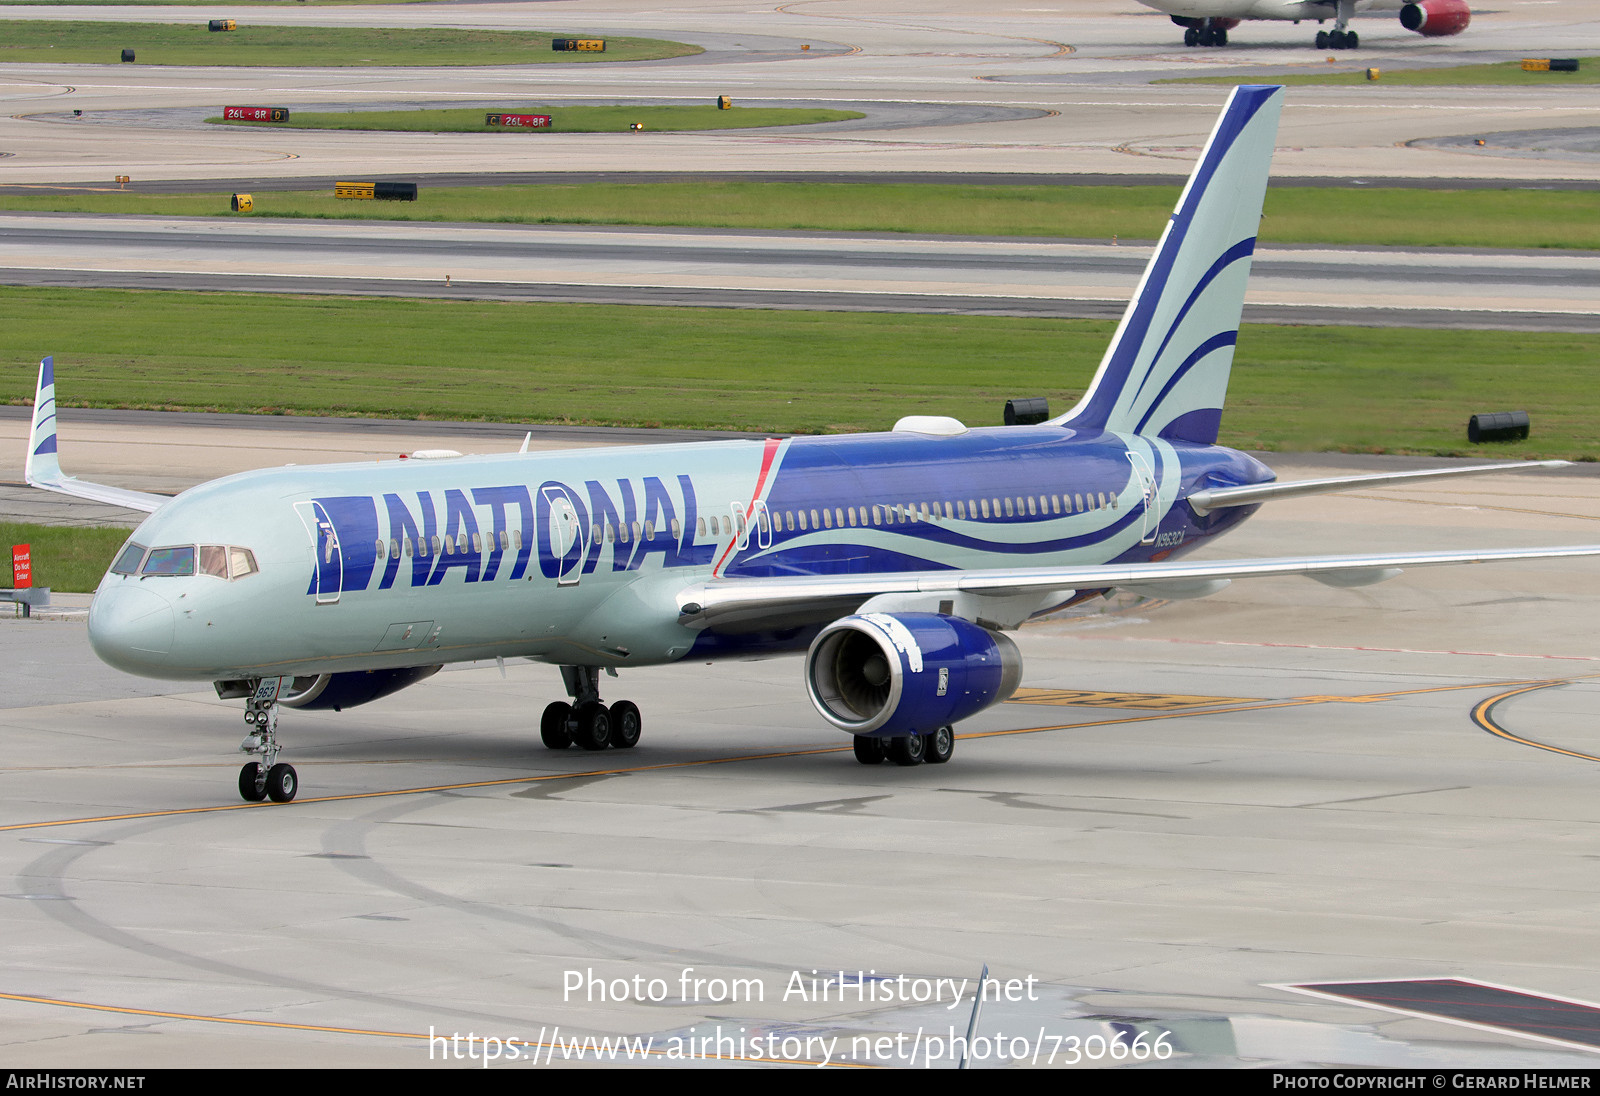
top-left (1055, 85), bottom-right (1284, 445)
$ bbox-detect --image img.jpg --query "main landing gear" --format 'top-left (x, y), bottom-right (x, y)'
top-left (1316, 1), bottom-right (1359, 49)
top-left (540, 665), bottom-right (642, 752)
top-left (238, 687), bottom-right (298, 803)
top-left (1182, 19), bottom-right (1228, 47)
top-left (852, 725), bottom-right (955, 767)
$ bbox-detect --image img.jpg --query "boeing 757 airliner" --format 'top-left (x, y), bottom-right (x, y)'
top-left (25, 86), bottom-right (1596, 803)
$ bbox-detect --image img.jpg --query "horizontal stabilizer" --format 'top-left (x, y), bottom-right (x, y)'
top-left (1188, 460), bottom-right (1570, 515)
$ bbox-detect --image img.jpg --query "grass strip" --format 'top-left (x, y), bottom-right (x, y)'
top-left (3, 288), bottom-right (1596, 459)
top-left (208, 106), bottom-right (864, 134)
top-left (0, 523), bottom-right (129, 592)
top-left (3, 183), bottom-right (1597, 250)
top-left (0, 21), bottom-right (699, 66)
top-left (1165, 59), bottom-right (1600, 87)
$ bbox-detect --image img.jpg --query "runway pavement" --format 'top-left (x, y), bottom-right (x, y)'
top-left (3, 213), bottom-right (1597, 328)
top-left (1, 2), bottom-right (1599, 183)
top-left (0, 2), bottom-right (1596, 329)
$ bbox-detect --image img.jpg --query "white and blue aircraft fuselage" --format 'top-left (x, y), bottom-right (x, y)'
top-left (26, 86), bottom-right (1596, 803)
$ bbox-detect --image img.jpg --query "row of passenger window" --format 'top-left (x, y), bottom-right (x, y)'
top-left (374, 520), bottom-right (688, 561)
top-left (111, 542), bottom-right (260, 580)
top-left (763, 490), bottom-right (1115, 535)
top-left (371, 489), bottom-right (1119, 561)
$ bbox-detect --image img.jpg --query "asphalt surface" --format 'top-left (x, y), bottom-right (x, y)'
top-left (4, 214), bottom-right (1595, 329)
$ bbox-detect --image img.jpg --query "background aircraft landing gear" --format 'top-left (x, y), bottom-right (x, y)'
top-left (540, 667), bottom-right (642, 752)
top-left (1183, 20), bottom-right (1227, 47)
top-left (238, 687), bottom-right (297, 803)
top-left (1317, 0), bottom-right (1358, 49)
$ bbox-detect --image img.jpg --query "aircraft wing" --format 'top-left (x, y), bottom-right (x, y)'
top-left (675, 544), bottom-right (1600, 631)
top-left (24, 357), bottom-right (169, 514)
top-left (1189, 461), bottom-right (1570, 515)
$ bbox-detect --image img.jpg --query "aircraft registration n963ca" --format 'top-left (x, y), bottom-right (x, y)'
top-left (24, 86), bottom-right (1600, 804)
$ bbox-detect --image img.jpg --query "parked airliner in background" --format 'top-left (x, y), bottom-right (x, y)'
top-left (1142, 0), bottom-right (1471, 50)
top-left (26, 86), bottom-right (1592, 804)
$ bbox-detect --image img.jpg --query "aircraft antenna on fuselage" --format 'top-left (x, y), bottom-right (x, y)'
top-left (1053, 85), bottom-right (1284, 446)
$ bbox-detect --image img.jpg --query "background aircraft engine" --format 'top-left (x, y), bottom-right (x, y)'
top-left (1168, 16), bottom-right (1240, 30)
top-left (805, 613), bottom-right (1023, 737)
top-left (1399, 0), bottom-right (1471, 36)
top-left (278, 666), bottom-right (442, 711)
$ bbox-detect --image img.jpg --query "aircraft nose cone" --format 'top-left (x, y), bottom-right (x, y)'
top-left (88, 584), bottom-right (175, 673)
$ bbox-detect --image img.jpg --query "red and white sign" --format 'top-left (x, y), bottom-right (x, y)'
top-left (223, 106), bottom-right (288, 122)
top-left (11, 544), bottom-right (31, 589)
top-left (486, 113), bottom-right (552, 129)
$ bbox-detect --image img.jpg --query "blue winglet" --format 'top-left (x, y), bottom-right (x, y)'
top-left (26, 356), bottom-right (61, 472)
top-left (23, 355), bottom-right (168, 514)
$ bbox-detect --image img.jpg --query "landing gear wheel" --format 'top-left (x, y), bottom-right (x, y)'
top-left (238, 763), bottom-right (267, 802)
top-left (265, 763), bottom-right (298, 803)
top-left (1214, 28), bottom-right (1227, 46)
top-left (610, 701), bottom-right (642, 749)
top-left (1345, 30), bottom-right (1358, 48)
top-left (1198, 28), bottom-right (1215, 47)
top-left (574, 701), bottom-right (611, 751)
top-left (925, 726), bottom-right (955, 765)
top-left (1183, 27), bottom-right (1198, 47)
top-left (852, 735), bottom-right (887, 765)
top-left (1315, 30), bottom-right (1328, 49)
top-left (541, 702), bottom-right (573, 749)
top-left (888, 733), bottom-right (926, 766)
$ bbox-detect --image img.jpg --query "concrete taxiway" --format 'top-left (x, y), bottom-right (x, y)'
top-left (2, 0), bottom-right (1599, 1069)
top-left (2, 444), bottom-right (1599, 1067)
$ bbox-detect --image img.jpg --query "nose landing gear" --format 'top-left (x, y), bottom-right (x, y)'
top-left (237, 679), bottom-right (298, 803)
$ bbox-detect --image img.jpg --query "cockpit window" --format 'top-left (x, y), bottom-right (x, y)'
top-left (110, 542), bottom-right (147, 575)
top-left (142, 546), bottom-right (196, 576)
top-left (229, 547), bottom-right (258, 579)
top-left (199, 545), bottom-right (229, 579)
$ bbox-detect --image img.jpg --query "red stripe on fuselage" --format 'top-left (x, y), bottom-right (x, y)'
top-left (712, 438), bottom-right (783, 577)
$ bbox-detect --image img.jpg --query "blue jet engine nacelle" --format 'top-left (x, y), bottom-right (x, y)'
top-left (804, 613), bottom-right (1023, 738)
top-left (277, 666), bottom-right (443, 712)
